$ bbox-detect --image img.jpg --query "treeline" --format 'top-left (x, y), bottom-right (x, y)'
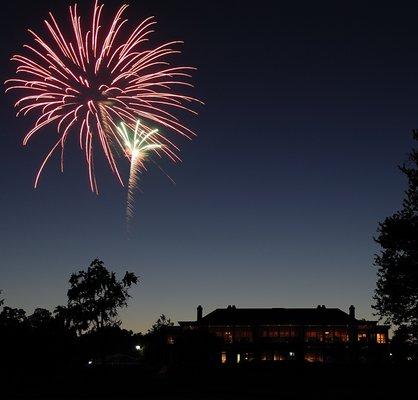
top-left (0, 259), bottom-right (169, 376)
top-left (0, 258), bottom-right (220, 386)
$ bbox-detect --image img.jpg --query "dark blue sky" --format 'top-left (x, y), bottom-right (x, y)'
top-left (1, 1), bottom-right (417, 332)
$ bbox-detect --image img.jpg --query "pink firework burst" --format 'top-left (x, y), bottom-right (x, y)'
top-left (5, 1), bottom-right (200, 193)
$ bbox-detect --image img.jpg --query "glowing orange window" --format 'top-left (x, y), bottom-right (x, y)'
top-left (376, 333), bottom-right (386, 344)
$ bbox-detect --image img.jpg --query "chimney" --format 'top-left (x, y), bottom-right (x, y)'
top-left (197, 305), bottom-right (203, 322)
top-left (349, 305), bottom-right (355, 320)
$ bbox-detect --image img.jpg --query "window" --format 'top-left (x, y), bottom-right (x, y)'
top-left (376, 333), bottom-right (386, 344)
top-left (211, 328), bottom-right (233, 343)
top-left (358, 332), bottom-right (367, 342)
top-left (324, 330), bottom-right (332, 343)
top-left (223, 330), bottom-right (233, 343)
top-left (221, 351), bottom-right (227, 364)
top-left (242, 352), bottom-right (255, 362)
top-left (334, 329), bottom-right (348, 342)
top-left (278, 327), bottom-right (290, 338)
top-left (212, 328), bottom-right (223, 337)
top-left (259, 352), bottom-right (286, 362)
top-left (261, 352), bottom-right (273, 361)
top-left (269, 327), bottom-right (279, 337)
top-left (260, 327), bottom-right (279, 338)
top-left (274, 352), bottom-right (285, 361)
top-left (235, 328), bottom-right (253, 342)
top-left (260, 326), bottom-right (299, 341)
top-left (305, 329), bottom-right (323, 342)
top-left (305, 351), bottom-right (323, 363)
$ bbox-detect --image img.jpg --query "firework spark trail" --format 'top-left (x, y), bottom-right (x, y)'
top-left (117, 120), bottom-right (162, 223)
top-left (126, 152), bottom-right (140, 223)
top-left (5, 1), bottom-right (201, 193)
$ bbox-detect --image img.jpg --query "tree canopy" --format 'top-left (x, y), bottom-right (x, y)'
top-left (66, 258), bottom-right (139, 333)
top-left (374, 130), bottom-right (418, 344)
top-left (148, 314), bottom-right (174, 334)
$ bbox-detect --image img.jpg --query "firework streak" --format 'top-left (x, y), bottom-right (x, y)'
top-left (5, 1), bottom-right (200, 193)
top-left (117, 120), bottom-right (162, 222)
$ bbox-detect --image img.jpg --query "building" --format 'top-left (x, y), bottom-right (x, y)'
top-left (178, 305), bottom-right (389, 364)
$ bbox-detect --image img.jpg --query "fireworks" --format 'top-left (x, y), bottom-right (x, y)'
top-left (5, 1), bottom-right (200, 193)
top-left (117, 120), bottom-right (162, 221)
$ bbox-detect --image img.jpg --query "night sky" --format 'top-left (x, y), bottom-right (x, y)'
top-left (1, 1), bottom-right (418, 332)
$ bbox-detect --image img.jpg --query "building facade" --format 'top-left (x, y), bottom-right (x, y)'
top-left (179, 305), bottom-right (389, 364)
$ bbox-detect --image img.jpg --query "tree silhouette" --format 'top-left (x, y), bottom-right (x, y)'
top-left (27, 308), bottom-right (53, 329)
top-left (0, 306), bottom-right (27, 327)
top-left (0, 290), bottom-right (3, 308)
top-left (374, 130), bottom-right (418, 344)
top-left (66, 258), bottom-right (139, 333)
top-left (53, 305), bottom-right (74, 332)
top-left (148, 314), bottom-right (174, 334)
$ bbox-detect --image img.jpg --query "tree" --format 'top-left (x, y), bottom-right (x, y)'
top-left (374, 130), bottom-right (418, 344)
top-left (148, 314), bottom-right (174, 334)
top-left (0, 290), bottom-right (4, 308)
top-left (27, 308), bottom-right (53, 330)
top-left (66, 258), bottom-right (139, 333)
top-left (0, 306), bottom-right (27, 327)
top-left (143, 315), bottom-right (175, 367)
top-left (53, 305), bottom-right (79, 336)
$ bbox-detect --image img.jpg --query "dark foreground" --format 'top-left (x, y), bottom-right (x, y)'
top-left (2, 363), bottom-right (417, 400)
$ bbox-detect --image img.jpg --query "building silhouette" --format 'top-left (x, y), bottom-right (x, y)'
top-left (177, 305), bottom-right (389, 364)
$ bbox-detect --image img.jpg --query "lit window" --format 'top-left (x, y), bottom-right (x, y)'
top-left (212, 329), bottom-right (223, 337)
top-left (274, 352), bottom-right (285, 361)
top-left (221, 351), bottom-right (227, 364)
top-left (278, 327), bottom-right (290, 338)
top-left (305, 329), bottom-right (323, 342)
top-left (305, 352), bottom-right (323, 363)
top-left (235, 328), bottom-right (253, 342)
top-left (223, 330), bottom-right (233, 343)
top-left (237, 353), bottom-right (241, 363)
top-left (242, 352), bottom-right (254, 362)
top-left (358, 333), bottom-right (367, 342)
top-left (334, 330), bottom-right (348, 342)
top-left (376, 333), bottom-right (386, 344)
top-left (324, 330), bottom-right (333, 342)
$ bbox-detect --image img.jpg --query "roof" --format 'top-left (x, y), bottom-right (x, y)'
top-left (199, 307), bottom-right (356, 326)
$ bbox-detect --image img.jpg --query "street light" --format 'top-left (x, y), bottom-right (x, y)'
top-left (135, 345), bottom-right (142, 351)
